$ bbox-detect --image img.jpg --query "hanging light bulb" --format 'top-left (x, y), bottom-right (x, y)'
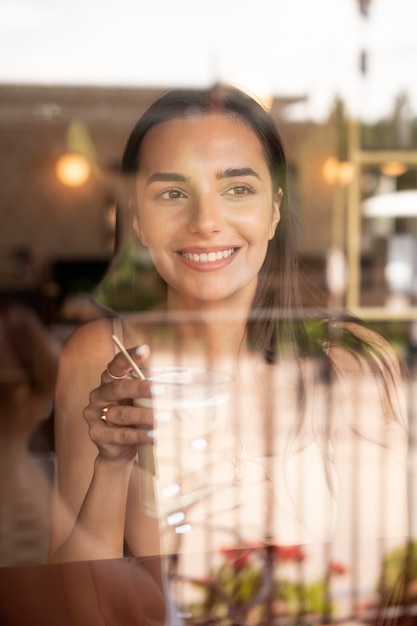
top-left (323, 157), bottom-right (354, 186)
top-left (56, 120), bottom-right (95, 187)
top-left (55, 153), bottom-right (91, 187)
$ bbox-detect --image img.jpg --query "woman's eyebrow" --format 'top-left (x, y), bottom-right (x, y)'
top-left (217, 167), bottom-right (261, 180)
top-left (146, 168), bottom-right (260, 184)
top-left (147, 172), bottom-right (189, 184)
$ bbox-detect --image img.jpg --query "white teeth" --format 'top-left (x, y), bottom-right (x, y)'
top-left (181, 248), bottom-right (235, 263)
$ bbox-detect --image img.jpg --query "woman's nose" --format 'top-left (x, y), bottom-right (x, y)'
top-left (187, 195), bottom-right (224, 236)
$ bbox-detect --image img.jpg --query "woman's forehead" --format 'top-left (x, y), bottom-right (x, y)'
top-left (138, 112), bottom-right (267, 171)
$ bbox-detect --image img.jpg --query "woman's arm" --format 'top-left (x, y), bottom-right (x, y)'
top-left (48, 317), bottom-right (154, 563)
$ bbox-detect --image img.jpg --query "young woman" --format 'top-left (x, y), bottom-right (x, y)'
top-left (48, 85), bottom-right (406, 571)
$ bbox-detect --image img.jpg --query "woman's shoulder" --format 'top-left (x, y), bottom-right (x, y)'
top-left (61, 317), bottom-right (115, 363)
top-left (61, 315), bottom-right (142, 365)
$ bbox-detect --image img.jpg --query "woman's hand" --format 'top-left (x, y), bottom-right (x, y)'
top-left (83, 344), bottom-right (153, 465)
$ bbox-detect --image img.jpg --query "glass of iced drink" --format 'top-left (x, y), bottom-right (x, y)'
top-left (134, 367), bottom-right (233, 525)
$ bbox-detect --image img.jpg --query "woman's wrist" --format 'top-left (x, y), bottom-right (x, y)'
top-left (94, 452), bottom-right (136, 476)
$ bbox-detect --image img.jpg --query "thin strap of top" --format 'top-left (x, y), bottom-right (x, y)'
top-left (112, 317), bottom-right (123, 356)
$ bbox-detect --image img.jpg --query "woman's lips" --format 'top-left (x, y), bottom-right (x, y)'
top-left (180, 247), bottom-right (236, 263)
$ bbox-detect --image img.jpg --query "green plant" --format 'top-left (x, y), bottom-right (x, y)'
top-left (187, 543), bottom-right (346, 623)
top-left (93, 242), bottom-right (165, 312)
top-left (378, 540), bottom-right (417, 607)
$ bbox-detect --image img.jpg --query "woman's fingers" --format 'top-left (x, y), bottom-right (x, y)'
top-left (84, 391), bottom-right (153, 427)
top-left (83, 401), bottom-right (155, 459)
top-left (91, 377), bottom-right (153, 407)
top-left (98, 403), bottom-right (153, 429)
top-left (103, 344), bottom-right (150, 382)
top-left (82, 343), bottom-right (154, 461)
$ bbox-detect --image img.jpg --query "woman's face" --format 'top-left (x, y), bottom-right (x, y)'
top-left (134, 113), bottom-right (281, 310)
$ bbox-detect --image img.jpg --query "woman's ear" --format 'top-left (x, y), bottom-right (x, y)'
top-left (130, 198), bottom-right (148, 247)
top-left (132, 215), bottom-right (148, 247)
top-left (269, 187), bottom-right (283, 239)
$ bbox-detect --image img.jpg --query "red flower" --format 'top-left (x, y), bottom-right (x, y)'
top-left (219, 546), bottom-right (251, 569)
top-left (329, 560), bottom-right (347, 576)
top-left (272, 544), bottom-right (306, 563)
top-left (219, 543), bottom-right (308, 569)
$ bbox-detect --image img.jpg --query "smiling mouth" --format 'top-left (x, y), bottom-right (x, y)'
top-left (180, 248), bottom-right (237, 263)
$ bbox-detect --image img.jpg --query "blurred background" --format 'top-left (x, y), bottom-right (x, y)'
top-left (1, 3), bottom-right (417, 621)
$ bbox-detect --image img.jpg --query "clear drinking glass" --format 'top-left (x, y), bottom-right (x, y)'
top-left (134, 367), bottom-right (233, 523)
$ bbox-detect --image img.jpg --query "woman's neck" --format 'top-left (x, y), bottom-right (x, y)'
top-left (188, 316), bottom-right (246, 364)
top-left (165, 295), bottom-right (251, 366)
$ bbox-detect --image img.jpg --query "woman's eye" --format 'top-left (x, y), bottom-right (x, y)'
top-left (225, 184), bottom-right (255, 196)
top-left (160, 188), bottom-right (186, 200)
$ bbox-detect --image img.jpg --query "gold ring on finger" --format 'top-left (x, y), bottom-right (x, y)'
top-left (106, 367), bottom-right (126, 380)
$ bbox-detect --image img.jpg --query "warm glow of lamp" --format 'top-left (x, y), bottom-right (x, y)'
top-left (323, 157), bottom-right (354, 186)
top-left (380, 161), bottom-right (407, 177)
top-left (56, 153), bottom-right (91, 187)
top-left (322, 157), bottom-right (339, 185)
top-left (338, 161), bottom-right (354, 186)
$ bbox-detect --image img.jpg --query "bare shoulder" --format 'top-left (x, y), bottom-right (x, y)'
top-left (60, 317), bottom-right (115, 366)
top-left (56, 315), bottom-right (144, 407)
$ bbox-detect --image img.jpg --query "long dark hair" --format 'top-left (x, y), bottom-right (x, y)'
top-left (118, 84), bottom-right (305, 358)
